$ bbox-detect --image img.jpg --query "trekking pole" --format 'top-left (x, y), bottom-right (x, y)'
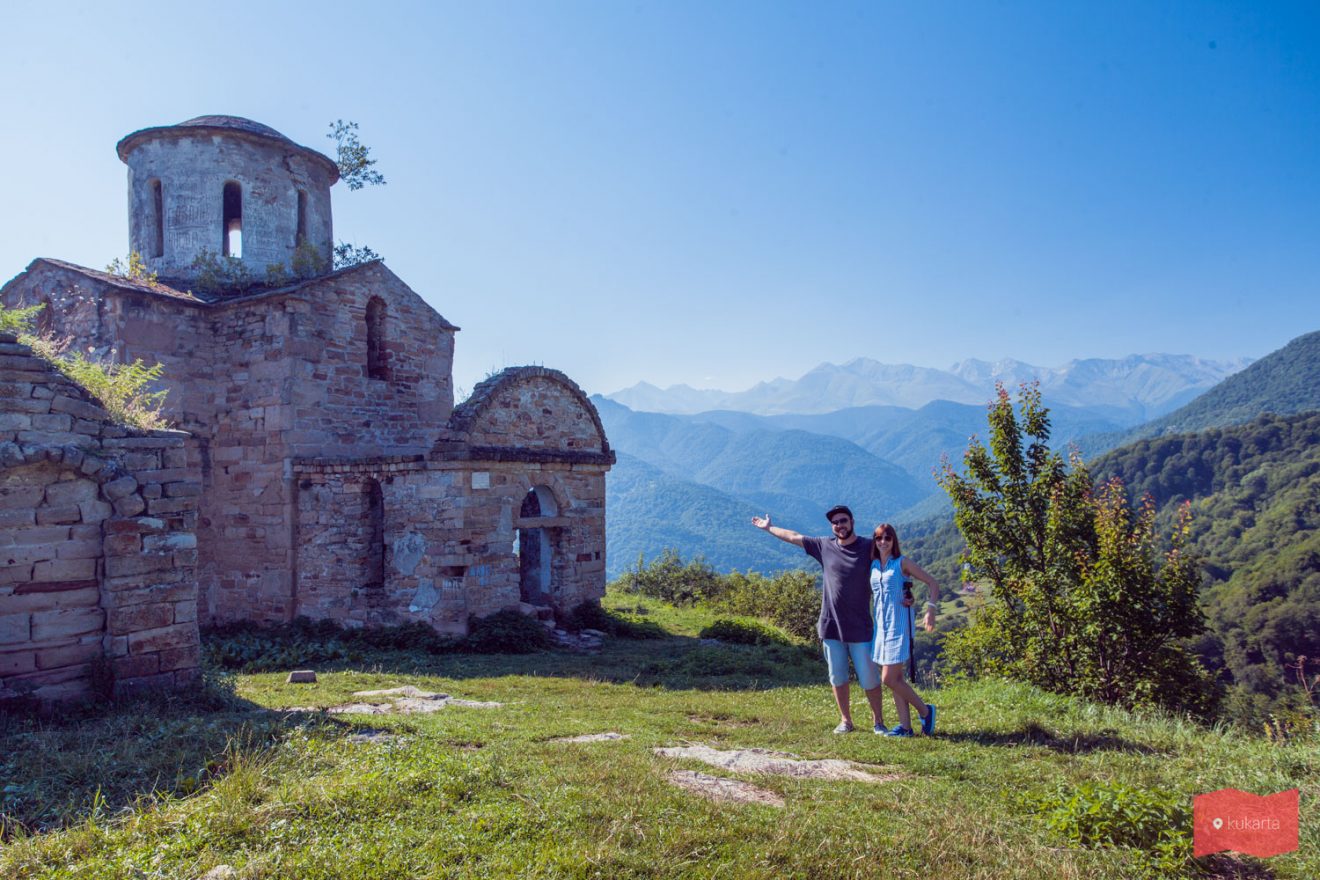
top-left (904, 579), bottom-right (916, 682)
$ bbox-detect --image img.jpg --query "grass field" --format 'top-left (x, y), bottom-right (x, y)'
top-left (0, 594), bottom-right (1315, 879)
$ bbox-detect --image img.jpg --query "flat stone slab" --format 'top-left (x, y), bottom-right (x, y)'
top-left (310, 686), bottom-right (504, 715)
top-left (654, 745), bottom-right (899, 783)
top-left (553, 732), bottom-right (630, 743)
top-left (346, 728), bottom-right (406, 744)
top-left (667, 769), bottom-right (784, 807)
top-left (286, 669), bottom-right (317, 683)
top-left (352, 686), bottom-right (447, 700)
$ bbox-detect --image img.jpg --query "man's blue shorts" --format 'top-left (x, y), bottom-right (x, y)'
top-left (821, 638), bottom-right (881, 689)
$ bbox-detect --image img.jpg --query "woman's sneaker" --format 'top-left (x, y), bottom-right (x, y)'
top-left (921, 704), bottom-right (937, 736)
top-left (833, 721), bottom-right (854, 734)
top-left (885, 725), bottom-right (914, 737)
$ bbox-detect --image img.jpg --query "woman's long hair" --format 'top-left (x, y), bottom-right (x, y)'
top-left (871, 523), bottom-right (902, 561)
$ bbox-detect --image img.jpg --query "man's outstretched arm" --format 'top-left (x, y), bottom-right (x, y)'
top-left (751, 513), bottom-right (805, 548)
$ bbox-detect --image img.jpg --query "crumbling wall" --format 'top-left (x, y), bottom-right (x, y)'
top-left (0, 333), bottom-right (199, 704)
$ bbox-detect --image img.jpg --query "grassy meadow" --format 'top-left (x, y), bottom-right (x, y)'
top-left (0, 593), bottom-right (1315, 879)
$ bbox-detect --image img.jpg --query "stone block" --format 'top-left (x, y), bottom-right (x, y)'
top-left (5, 525), bottom-right (73, 546)
top-left (172, 600), bottom-right (197, 623)
top-left (111, 652), bottom-right (160, 680)
top-left (0, 612), bottom-right (31, 645)
top-left (36, 505), bottom-right (82, 525)
top-left (104, 553), bottom-right (172, 578)
top-left (0, 649), bottom-right (37, 675)
top-left (0, 508), bottom-right (35, 528)
top-left (105, 516), bottom-right (166, 535)
top-left (36, 642), bottom-right (101, 670)
top-left (145, 497), bottom-right (191, 515)
top-left (157, 643), bottom-right (200, 672)
top-left (44, 479), bottom-right (98, 506)
top-left (286, 669), bottom-right (317, 683)
top-left (127, 623), bottom-right (197, 654)
top-left (143, 533), bottom-right (197, 553)
top-left (0, 484), bottom-right (46, 510)
top-left (0, 413), bottom-right (33, 431)
top-left (0, 586), bottom-right (98, 613)
top-left (50, 395), bottom-right (108, 421)
top-left (31, 413), bottom-right (73, 432)
top-left (102, 475), bottom-right (138, 501)
top-left (30, 607), bottom-right (104, 641)
top-left (56, 537), bottom-right (104, 560)
top-left (108, 602), bottom-right (174, 635)
top-left (112, 495), bottom-right (146, 517)
top-left (104, 533), bottom-right (143, 555)
top-left (32, 557), bottom-right (96, 582)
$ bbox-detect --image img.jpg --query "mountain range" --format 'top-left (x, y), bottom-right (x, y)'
top-left (600, 335), bottom-right (1320, 579)
top-left (607, 353), bottom-right (1252, 422)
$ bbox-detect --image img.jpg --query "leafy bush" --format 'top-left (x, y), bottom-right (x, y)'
top-left (615, 549), bottom-right (723, 606)
top-left (699, 618), bottom-right (792, 647)
top-left (465, 610), bottom-right (551, 654)
top-left (191, 248), bottom-right (254, 295)
top-left (5, 307), bottom-right (171, 431)
top-left (105, 252), bottom-right (159, 285)
top-left (1027, 781), bottom-right (1193, 878)
top-left (0, 302), bottom-right (45, 335)
top-left (560, 601), bottom-right (666, 639)
top-left (712, 570), bottom-right (819, 641)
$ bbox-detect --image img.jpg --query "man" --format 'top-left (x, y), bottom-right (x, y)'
top-left (752, 505), bottom-right (888, 734)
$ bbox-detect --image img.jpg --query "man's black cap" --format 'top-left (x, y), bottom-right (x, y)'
top-left (825, 505), bottom-right (853, 522)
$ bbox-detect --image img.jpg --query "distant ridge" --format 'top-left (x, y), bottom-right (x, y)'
top-left (1112, 329), bottom-right (1320, 443)
top-left (608, 353), bottom-right (1250, 422)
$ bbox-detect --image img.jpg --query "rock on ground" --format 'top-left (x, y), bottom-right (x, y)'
top-left (552, 732), bottom-right (630, 743)
top-left (654, 745), bottom-right (899, 783)
top-left (666, 770), bottom-right (784, 807)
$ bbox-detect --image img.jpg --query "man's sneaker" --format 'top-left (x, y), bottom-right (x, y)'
top-left (873, 722), bottom-right (887, 735)
top-left (833, 721), bottom-right (854, 734)
top-left (921, 704), bottom-right (937, 736)
top-left (885, 725), bottom-right (914, 737)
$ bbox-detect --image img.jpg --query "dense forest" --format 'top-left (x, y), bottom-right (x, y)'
top-left (1090, 411), bottom-right (1320, 725)
top-left (908, 410), bottom-right (1320, 728)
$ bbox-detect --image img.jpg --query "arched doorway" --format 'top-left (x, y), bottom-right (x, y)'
top-left (517, 486), bottom-right (558, 606)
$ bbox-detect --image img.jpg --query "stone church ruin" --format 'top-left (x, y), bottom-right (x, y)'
top-left (1, 115), bottom-right (614, 702)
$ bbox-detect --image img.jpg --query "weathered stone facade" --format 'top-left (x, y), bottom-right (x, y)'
top-left (0, 333), bottom-right (199, 703)
top-left (1, 115), bottom-right (613, 666)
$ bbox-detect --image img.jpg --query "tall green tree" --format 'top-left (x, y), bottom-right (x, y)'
top-left (939, 384), bottom-right (1216, 715)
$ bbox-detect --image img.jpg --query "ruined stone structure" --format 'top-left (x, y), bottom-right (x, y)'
top-left (1, 116), bottom-right (614, 696)
top-left (0, 332), bottom-right (200, 702)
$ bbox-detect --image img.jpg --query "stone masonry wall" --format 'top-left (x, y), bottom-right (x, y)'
top-left (292, 456), bottom-right (607, 635)
top-left (283, 263), bottom-right (456, 458)
top-left (0, 332), bottom-right (200, 703)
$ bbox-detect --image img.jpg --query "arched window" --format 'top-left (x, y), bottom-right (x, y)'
top-left (366, 297), bottom-right (388, 380)
top-left (149, 179), bottom-right (164, 258)
top-left (222, 181), bottom-right (242, 258)
top-left (295, 189), bottom-right (308, 247)
top-left (365, 479), bottom-right (384, 589)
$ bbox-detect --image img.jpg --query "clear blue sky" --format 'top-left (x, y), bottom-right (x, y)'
top-left (3, 1), bottom-right (1318, 398)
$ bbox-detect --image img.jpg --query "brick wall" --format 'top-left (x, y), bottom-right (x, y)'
top-left (0, 333), bottom-right (200, 704)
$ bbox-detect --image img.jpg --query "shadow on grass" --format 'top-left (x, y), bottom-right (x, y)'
top-left (205, 617), bottom-right (830, 693)
top-left (938, 722), bottom-right (1168, 755)
top-left (0, 684), bottom-right (374, 839)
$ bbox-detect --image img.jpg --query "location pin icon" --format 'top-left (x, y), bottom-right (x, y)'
top-left (1212, 818), bottom-right (1224, 830)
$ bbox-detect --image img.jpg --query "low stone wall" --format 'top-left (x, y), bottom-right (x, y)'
top-left (0, 332), bottom-right (200, 705)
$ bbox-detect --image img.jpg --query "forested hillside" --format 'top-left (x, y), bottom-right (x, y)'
top-left (1091, 411), bottom-right (1320, 724)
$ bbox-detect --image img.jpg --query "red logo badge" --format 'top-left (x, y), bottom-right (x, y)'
top-left (1193, 788), bottom-right (1299, 858)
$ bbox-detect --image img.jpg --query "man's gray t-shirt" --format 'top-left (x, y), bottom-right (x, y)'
top-left (801, 535), bottom-right (874, 642)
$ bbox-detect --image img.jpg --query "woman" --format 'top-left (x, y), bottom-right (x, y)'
top-left (870, 523), bottom-right (940, 737)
